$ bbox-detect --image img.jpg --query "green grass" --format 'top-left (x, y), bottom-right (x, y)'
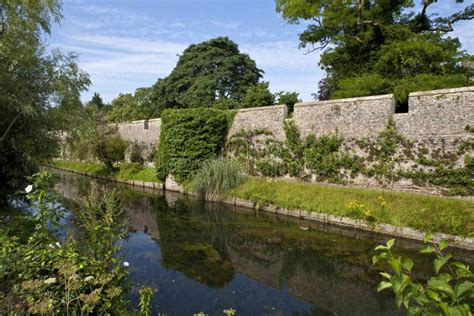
top-left (230, 177), bottom-right (474, 237)
top-left (50, 160), bottom-right (160, 183)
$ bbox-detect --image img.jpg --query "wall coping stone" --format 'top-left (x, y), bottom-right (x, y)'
top-left (409, 86), bottom-right (474, 97)
top-left (294, 94), bottom-right (394, 108)
top-left (236, 104), bottom-right (287, 113)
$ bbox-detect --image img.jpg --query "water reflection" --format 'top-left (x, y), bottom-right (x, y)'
top-left (53, 170), bottom-right (473, 316)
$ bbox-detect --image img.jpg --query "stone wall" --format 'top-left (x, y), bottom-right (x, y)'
top-left (115, 118), bottom-right (161, 162)
top-left (293, 94), bottom-right (395, 138)
top-left (111, 87), bottom-right (474, 194)
top-left (227, 104), bottom-right (288, 141)
top-left (395, 87), bottom-right (474, 139)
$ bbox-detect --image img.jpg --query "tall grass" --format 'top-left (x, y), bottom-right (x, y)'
top-left (192, 159), bottom-right (246, 201)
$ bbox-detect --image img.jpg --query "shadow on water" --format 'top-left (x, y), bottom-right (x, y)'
top-left (53, 169), bottom-right (473, 316)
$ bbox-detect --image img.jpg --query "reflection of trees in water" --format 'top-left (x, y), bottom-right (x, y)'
top-left (154, 196), bottom-right (403, 315)
top-left (154, 195), bottom-right (236, 287)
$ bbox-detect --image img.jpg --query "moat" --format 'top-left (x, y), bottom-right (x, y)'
top-left (53, 170), bottom-right (473, 315)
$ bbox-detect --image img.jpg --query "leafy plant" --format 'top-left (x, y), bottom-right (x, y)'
top-left (373, 237), bottom-right (473, 315)
top-left (129, 142), bottom-right (144, 164)
top-left (94, 128), bottom-right (128, 173)
top-left (0, 171), bottom-right (130, 314)
top-left (139, 287), bottom-right (154, 316)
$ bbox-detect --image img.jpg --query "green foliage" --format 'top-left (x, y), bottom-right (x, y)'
top-left (275, 91), bottom-right (301, 114)
top-left (86, 92), bottom-right (105, 110)
top-left (191, 159), bottom-right (246, 201)
top-left (0, 172), bottom-right (129, 314)
top-left (0, 1), bottom-right (90, 204)
top-left (242, 81), bottom-right (275, 108)
top-left (151, 37), bottom-right (262, 114)
top-left (332, 74), bottom-right (392, 99)
top-left (94, 129), bottom-right (128, 172)
top-left (156, 108), bottom-right (236, 183)
top-left (276, 0), bottom-right (472, 100)
top-left (228, 120), bottom-right (361, 182)
top-left (107, 87), bottom-right (155, 123)
top-left (129, 142), bottom-right (144, 164)
top-left (139, 287), bottom-right (154, 316)
top-left (303, 133), bottom-right (346, 181)
top-left (373, 238), bottom-right (473, 315)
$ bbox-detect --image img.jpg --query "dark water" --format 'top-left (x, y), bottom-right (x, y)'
top-left (53, 170), bottom-right (473, 316)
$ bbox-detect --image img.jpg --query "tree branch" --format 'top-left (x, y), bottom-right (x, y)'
top-left (0, 111), bottom-right (23, 143)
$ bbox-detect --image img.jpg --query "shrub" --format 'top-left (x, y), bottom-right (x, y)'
top-left (156, 108), bottom-right (236, 183)
top-left (0, 172), bottom-right (129, 314)
top-left (191, 159), bottom-right (246, 200)
top-left (94, 129), bottom-right (128, 172)
top-left (129, 142), bottom-right (144, 164)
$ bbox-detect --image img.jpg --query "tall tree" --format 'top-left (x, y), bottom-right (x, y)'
top-left (276, 0), bottom-right (473, 105)
top-left (107, 87), bottom-right (154, 123)
top-left (87, 92), bottom-right (105, 110)
top-left (0, 1), bottom-right (90, 204)
top-left (151, 37), bottom-right (263, 115)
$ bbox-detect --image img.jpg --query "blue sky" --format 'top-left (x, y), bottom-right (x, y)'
top-left (49, 0), bottom-right (474, 103)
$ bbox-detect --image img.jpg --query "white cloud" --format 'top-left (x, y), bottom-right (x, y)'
top-left (67, 34), bottom-right (187, 54)
top-left (210, 21), bottom-right (241, 29)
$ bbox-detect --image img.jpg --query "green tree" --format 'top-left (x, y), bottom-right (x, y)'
top-left (151, 37), bottom-right (263, 114)
top-left (242, 82), bottom-right (275, 108)
top-left (0, 1), bottom-right (90, 204)
top-left (275, 91), bottom-right (301, 114)
top-left (107, 87), bottom-right (155, 123)
top-left (87, 92), bottom-right (105, 110)
top-left (94, 129), bottom-right (128, 173)
top-left (276, 0), bottom-right (473, 105)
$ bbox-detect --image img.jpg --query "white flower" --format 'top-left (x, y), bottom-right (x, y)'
top-left (48, 243), bottom-right (55, 248)
top-left (25, 184), bottom-right (33, 193)
top-left (55, 242), bottom-right (61, 248)
top-left (84, 276), bottom-right (94, 282)
top-left (43, 277), bottom-right (57, 285)
top-left (123, 261), bottom-right (129, 267)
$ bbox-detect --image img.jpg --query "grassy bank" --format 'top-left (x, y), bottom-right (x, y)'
top-left (230, 177), bottom-right (474, 237)
top-left (50, 160), bottom-right (160, 183)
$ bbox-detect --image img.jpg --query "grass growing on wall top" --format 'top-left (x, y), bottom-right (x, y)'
top-left (230, 177), bottom-right (474, 237)
top-left (50, 160), bottom-right (160, 183)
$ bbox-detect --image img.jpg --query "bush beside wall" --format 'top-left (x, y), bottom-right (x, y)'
top-left (156, 108), bottom-right (236, 183)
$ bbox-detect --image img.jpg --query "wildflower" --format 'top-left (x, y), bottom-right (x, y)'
top-left (55, 241), bottom-right (61, 248)
top-left (300, 226), bottom-right (309, 231)
top-left (25, 184), bottom-right (33, 193)
top-left (84, 276), bottom-right (94, 282)
top-left (123, 261), bottom-right (129, 267)
top-left (43, 277), bottom-right (57, 285)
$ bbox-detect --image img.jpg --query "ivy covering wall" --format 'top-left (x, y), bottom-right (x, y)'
top-left (156, 108), bottom-right (236, 183)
